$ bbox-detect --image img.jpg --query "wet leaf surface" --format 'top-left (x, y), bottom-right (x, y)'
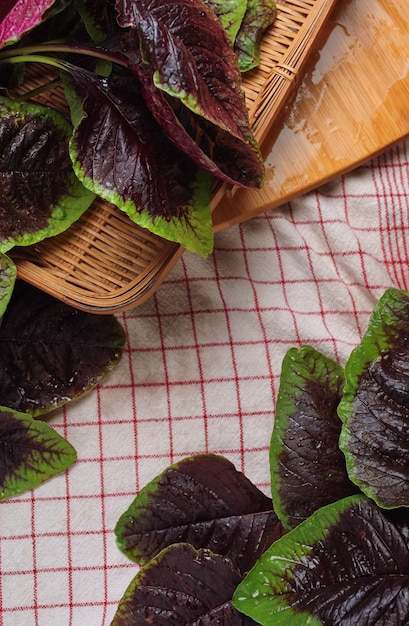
top-left (112, 543), bottom-right (258, 625)
top-left (0, 281), bottom-right (125, 416)
top-left (234, 495), bottom-right (409, 625)
top-left (115, 454), bottom-right (283, 575)
top-left (0, 96), bottom-right (95, 252)
top-left (339, 288), bottom-right (409, 508)
top-left (0, 405), bottom-right (76, 499)
top-left (270, 346), bottom-right (358, 530)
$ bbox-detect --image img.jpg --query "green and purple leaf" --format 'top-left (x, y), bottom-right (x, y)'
top-left (64, 68), bottom-right (214, 255)
top-left (115, 454), bottom-right (283, 575)
top-left (0, 253), bottom-right (16, 317)
top-left (0, 405), bottom-right (76, 499)
top-left (112, 543), bottom-right (258, 626)
top-left (338, 288), bottom-right (409, 509)
top-left (134, 59), bottom-right (265, 188)
top-left (0, 95), bottom-right (95, 253)
top-left (235, 0), bottom-right (277, 72)
top-left (101, 30), bottom-right (263, 188)
top-left (270, 346), bottom-right (358, 530)
top-left (0, 281), bottom-right (125, 416)
top-left (115, 0), bottom-right (264, 187)
top-left (233, 495), bottom-right (409, 625)
top-left (203, 0), bottom-right (248, 45)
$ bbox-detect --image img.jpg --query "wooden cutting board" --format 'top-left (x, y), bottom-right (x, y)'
top-left (212, 0), bottom-right (409, 231)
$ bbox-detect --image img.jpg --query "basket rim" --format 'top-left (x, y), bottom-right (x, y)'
top-left (12, 0), bottom-right (339, 313)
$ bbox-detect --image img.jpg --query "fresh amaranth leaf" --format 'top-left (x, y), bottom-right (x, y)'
top-left (338, 288), bottom-right (409, 509)
top-left (134, 58), bottom-right (265, 188)
top-left (203, 0), bottom-right (247, 45)
top-left (235, 0), bottom-right (277, 72)
top-left (115, 0), bottom-right (264, 187)
top-left (233, 494), bottom-right (409, 626)
top-left (0, 405), bottom-right (76, 499)
top-left (270, 346), bottom-right (358, 530)
top-left (0, 281), bottom-right (125, 416)
top-left (0, 0), bottom-right (60, 48)
top-left (64, 67), bottom-right (214, 255)
top-left (112, 543), bottom-right (258, 626)
top-left (0, 253), bottom-right (16, 317)
top-left (102, 29), bottom-right (264, 189)
top-left (0, 1), bottom-right (19, 24)
top-left (0, 95), bottom-right (95, 253)
top-left (115, 454), bottom-right (283, 575)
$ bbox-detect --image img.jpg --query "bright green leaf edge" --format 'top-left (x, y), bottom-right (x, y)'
top-left (64, 65), bottom-right (214, 256)
top-left (69, 145), bottom-right (214, 256)
top-left (114, 462), bottom-right (167, 564)
top-left (0, 405), bottom-right (77, 499)
top-left (115, 454), bottom-right (222, 563)
top-left (0, 96), bottom-right (95, 253)
top-left (0, 253), bottom-right (16, 318)
top-left (270, 345), bottom-right (344, 530)
top-left (232, 494), bottom-right (367, 626)
top-left (338, 288), bottom-right (409, 504)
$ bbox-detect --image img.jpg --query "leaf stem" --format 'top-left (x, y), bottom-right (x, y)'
top-left (3, 54), bottom-right (72, 72)
top-left (0, 44), bottom-right (128, 69)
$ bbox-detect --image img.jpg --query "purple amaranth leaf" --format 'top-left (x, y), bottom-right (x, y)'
top-left (270, 346), bottom-right (358, 530)
top-left (63, 66), bottom-right (214, 255)
top-left (112, 543), bottom-right (258, 625)
top-left (0, 281), bottom-right (125, 416)
top-left (234, 495), bottom-right (409, 625)
top-left (0, 95), bottom-right (95, 253)
top-left (339, 288), bottom-right (409, 509)
top-left (133, 57), bottom-right (264, 188)
top-left (0, 0), bottom-right (60, 48)
top-left (115, 454), bottom-right (283, 576)
top-left (115, 0), bottom-right (264, 187)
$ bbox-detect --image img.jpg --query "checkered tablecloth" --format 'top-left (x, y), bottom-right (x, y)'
top-left (1, 137), bottom-right (409, 625)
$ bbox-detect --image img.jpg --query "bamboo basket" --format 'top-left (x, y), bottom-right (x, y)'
top-left (10, 0), bottom-right (338, 313)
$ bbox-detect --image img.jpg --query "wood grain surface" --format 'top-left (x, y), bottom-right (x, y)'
top-left (213, 0), bottom-right (409, 231)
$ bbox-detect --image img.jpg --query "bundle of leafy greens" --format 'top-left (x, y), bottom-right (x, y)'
top-left (112, 288), bottom-right (409, 625)
top-left (0, 0), bottom-right (277, 295)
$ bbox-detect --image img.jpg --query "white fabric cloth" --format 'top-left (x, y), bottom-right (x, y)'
top-left (1, 137), bottom-right (409, 625)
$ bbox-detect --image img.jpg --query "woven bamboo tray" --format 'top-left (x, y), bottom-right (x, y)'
top-left (10, 0), bottom-right (338, 313)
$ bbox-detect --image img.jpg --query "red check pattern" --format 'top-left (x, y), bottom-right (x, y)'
top-left (1, 137), bottom-right (409, 624)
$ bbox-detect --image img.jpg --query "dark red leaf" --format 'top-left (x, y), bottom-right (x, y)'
top-left (115, 454), bottom-right (283, 575)
top-left (113, 543), bottom-right (258, 625)
top-left (0, 281), bottom-right (125, 416)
